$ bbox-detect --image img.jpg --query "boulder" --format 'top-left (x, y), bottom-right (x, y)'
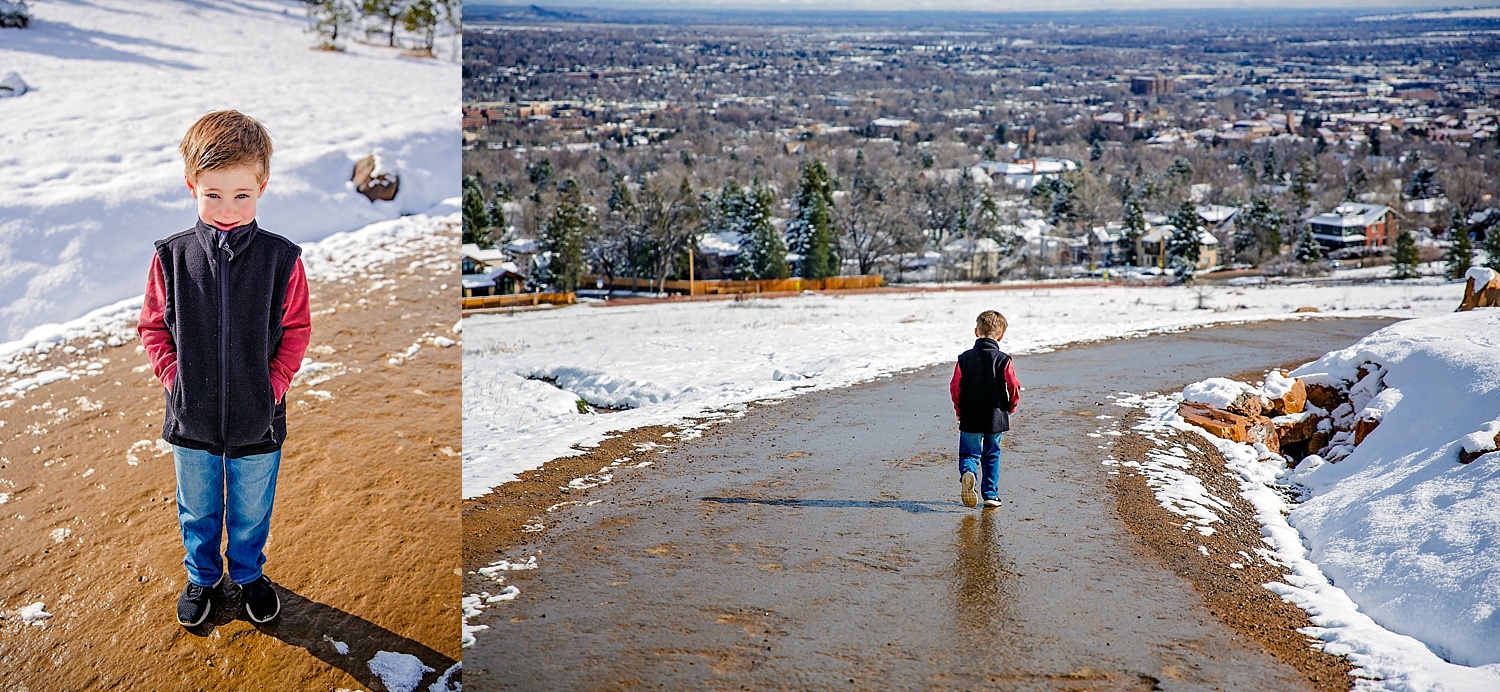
top-left (0, 71), bottom-right (28, 98)
top-left (1458, 423), bottom-right (1500, 465)
top-left (1225, 391), bottom-right (1265, 418)
top-left (1305, 382), bottom-right (1345, 412)
top-left (1274, 412), bottom-right (1322, 445)
top-left (1293, 306), bottom-right (1321, 313)
top-left (1179, 401), bottom-right (1248, 443)
top-left (1247, 415), bottom-right (1280, 455)
top-left (1458, 267), bottom-right (1500, 312)
top-left (1353, 417), bottom-right (1380, 445)
top-left (1264, 372), bottom-right (1307, 415)
top-left (351, 154), bottom-right (399, 202)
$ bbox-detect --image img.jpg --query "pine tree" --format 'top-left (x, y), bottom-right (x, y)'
top-left (1294, 226), bottom-right (1323, 264)
top-left (486, 199), bottom-right (508, 243)
top-left (1235, 195), bottom-right (1286, 264)
top-left (1391, 229), bottom-right (1420, 280)
top-left (1291, 153), bottom-right (1316, 214)
top-left (1121, 195), bottom-right (1146, 266)
top-left (1166, 200), bottom-right (1203, 279)
top-left (461, 176), bottom-right (490, 246)
top-left (785, 159), bottom-right (839, 279)
top-left (1486, 227), bottom-right (1500, 272)
top-left (400, 0), bottom-right (439, 55)
top-left (540, 178), bottom-right (591, 292)
top-left (1447, 209), bottom-right (1474, 279)
top-left (734, 183), bottom-right (789, 280)
top-left (306, 0), bottom-right (357, 49)
top-left (360, 0), bottom-right (406, 48)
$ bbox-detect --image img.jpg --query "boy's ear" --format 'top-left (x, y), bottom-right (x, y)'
top-left (257, 176), bottom-right (269, 198)
top-left (184, 175), bottom-right (198, 198)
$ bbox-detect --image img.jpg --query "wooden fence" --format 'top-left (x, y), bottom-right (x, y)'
top-left (461, 292), bottom-right (576, 311)
top-left (581, 275), bottom-right (883, 295)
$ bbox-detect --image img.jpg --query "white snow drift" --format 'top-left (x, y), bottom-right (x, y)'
top-left (0, 0), bottom-right (459, 341)
top-left (1113, 309), bottom-right (1500, 690)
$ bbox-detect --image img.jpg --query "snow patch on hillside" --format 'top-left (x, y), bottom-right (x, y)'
top-left (0, 0), bottom-right (458, 341)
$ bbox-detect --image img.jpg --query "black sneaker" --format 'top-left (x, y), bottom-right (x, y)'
top-left (177, 581), bottom-right (212, 627)
top-left (241, 576), bottom-right (280, 623)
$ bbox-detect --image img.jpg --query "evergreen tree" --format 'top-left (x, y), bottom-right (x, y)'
top-left (1234, 195), bottom-right (1286, 264)
top-left (1294, 226), bottom-right (1323, 264)
top-left (306, 0), bottom-right (357, 49)
top-left (1405, 167), bottom-right (1440, 200)
top-left (485, 199), bottom-right (508, 244)
top-left (1291, 153), bottom-right (1316, 213)
top-left (785, 159), bottom-right (840, 279)
top-left (1391, 230), bottom-right (1420, 280)
top-left (1447, 209), bottom-right (1474, 279)
top-left (1486, 227), bottom-right (1500, 272)
top-left (540, 178), bottom-right (591, 292)
top-left (1261, 149), bottom-right (1279, 184)
top-left (461, 176), bottom-right (490, 246)
top-left (1121, 194), bottom-right (1146, 266)
top-left (734, 183), bottom-right (789, 280)
top-left (400, 0), bottom-right (440, 55)
top-left (1166, 200), bottom-right (1203, 279)
top-left (360, 0), bottom-right (406, 48)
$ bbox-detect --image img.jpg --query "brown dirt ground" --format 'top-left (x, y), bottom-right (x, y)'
top-left (1107, 404), bottom-right (1357, 692)
top-left (461, 424), bottom-right (682, 572)
top-left (0, 228), bottom-right (461, 691)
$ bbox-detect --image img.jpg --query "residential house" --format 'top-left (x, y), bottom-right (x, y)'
top-left (461, 243), bottom-right (526, 297)
top-left (1305, 203), bottom-right (1396, 250)
top-left (1136, 225), bottom-right (1220, 270)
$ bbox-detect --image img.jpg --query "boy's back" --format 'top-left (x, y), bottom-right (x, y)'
top-left (950, 310), bottom-right (1020, 508)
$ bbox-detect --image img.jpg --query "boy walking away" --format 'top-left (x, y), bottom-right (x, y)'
top-left (137, 111), bottom-right (311, 627)
top-left (950, 310), bottom-right (1020, 508)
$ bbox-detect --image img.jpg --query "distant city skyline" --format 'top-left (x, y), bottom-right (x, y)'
top-left (467, 0), bottom-right (1499, 12)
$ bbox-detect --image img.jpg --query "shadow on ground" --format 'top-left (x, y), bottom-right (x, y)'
top-left (184, 583), bottom-right (458, 692)
top-left (702, 496), bottom-right (961, 513)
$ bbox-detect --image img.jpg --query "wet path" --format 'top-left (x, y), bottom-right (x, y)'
top-left (469, 318), bottom-right (1395, 690)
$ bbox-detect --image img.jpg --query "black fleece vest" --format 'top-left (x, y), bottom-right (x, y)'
top-left (155, 221), bottom-right (300, 457)
top-left (957, 338), bottom-right (1012, 434)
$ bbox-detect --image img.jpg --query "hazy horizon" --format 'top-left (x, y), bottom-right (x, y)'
top-left (464, 0), bottom-right (1499, 12)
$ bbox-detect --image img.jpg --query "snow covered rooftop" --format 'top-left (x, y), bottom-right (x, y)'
top-left (1308, 203), bottom-right (1392, 228)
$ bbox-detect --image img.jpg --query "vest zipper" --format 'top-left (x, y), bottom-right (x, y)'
top-left (218, 234), bottom-right (233, 455)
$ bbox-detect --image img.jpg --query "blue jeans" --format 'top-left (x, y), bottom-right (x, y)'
top-left (173, 445), bottom-right (281, 586)
top-left (958, 432), bottom-right (1003, 501)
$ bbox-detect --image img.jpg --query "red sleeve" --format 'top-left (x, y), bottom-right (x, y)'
top-left (136, 254), bottom-right (177, 392)
top-left (269, 258), bottom-right (312, 403)
top-left (950, 362), bottom-right (962, 419)
top-left (1003, 359), bottom-right (1021, 414)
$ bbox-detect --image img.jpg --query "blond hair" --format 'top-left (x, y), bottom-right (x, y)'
top-left (179, 110), bottom-right (273, 183)
top-left (976, 310), bottom-right (1008, 339)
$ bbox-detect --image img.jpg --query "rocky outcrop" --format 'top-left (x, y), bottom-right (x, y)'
top-left (1177, 364), bottom-right (1396, 466)
top-left (352, 154), bottom-right (400, 202)
top-left (1458, 267), bottom-right (1500, 312)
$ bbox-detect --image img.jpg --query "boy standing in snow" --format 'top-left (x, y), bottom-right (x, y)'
top-left (950, 310), bottom-right (1021, 508)
top-left (137, 111), bottom-right (311, 627)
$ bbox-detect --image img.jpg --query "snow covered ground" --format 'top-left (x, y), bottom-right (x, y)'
top-left (1109, 310), bottom-right (1500, 691)
top-left (1, 204), bottom-right (461, 407)
top-left (462, 279), bottom-right (1466, 498)
top-left (0, 0), bottom-right (459, 341)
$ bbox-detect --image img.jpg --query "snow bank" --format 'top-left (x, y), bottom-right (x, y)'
top-left (0, 0), bottom-right (458, 341)
top-left (1288, 310), bottom-right (1500, 670)
top-left (464, 281), bottom-right (1463, 497)
top-left (1, 208), bottom-right (458, 405)
top-left (1182, 377), bottom-right (1258, 409)
top-left (1113, 310), bottom-right (1500, 689)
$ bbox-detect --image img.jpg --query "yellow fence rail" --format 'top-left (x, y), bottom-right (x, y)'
top-left (462, 292), bottom-right (576, 310)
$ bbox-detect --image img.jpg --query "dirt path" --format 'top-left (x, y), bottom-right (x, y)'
top-left (1, 226), bottom-right (461, 691)
top-left (463, 318), bottom-right (1394, 690)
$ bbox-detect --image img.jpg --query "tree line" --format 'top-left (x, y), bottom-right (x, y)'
top-left (303, 0), bottom-right (456, 54)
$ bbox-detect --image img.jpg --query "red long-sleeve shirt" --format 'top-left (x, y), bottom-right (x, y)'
top-left (138, 253), bottom-right (311, 403)
top-left (950, 359), bottom-right (1021, 420)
